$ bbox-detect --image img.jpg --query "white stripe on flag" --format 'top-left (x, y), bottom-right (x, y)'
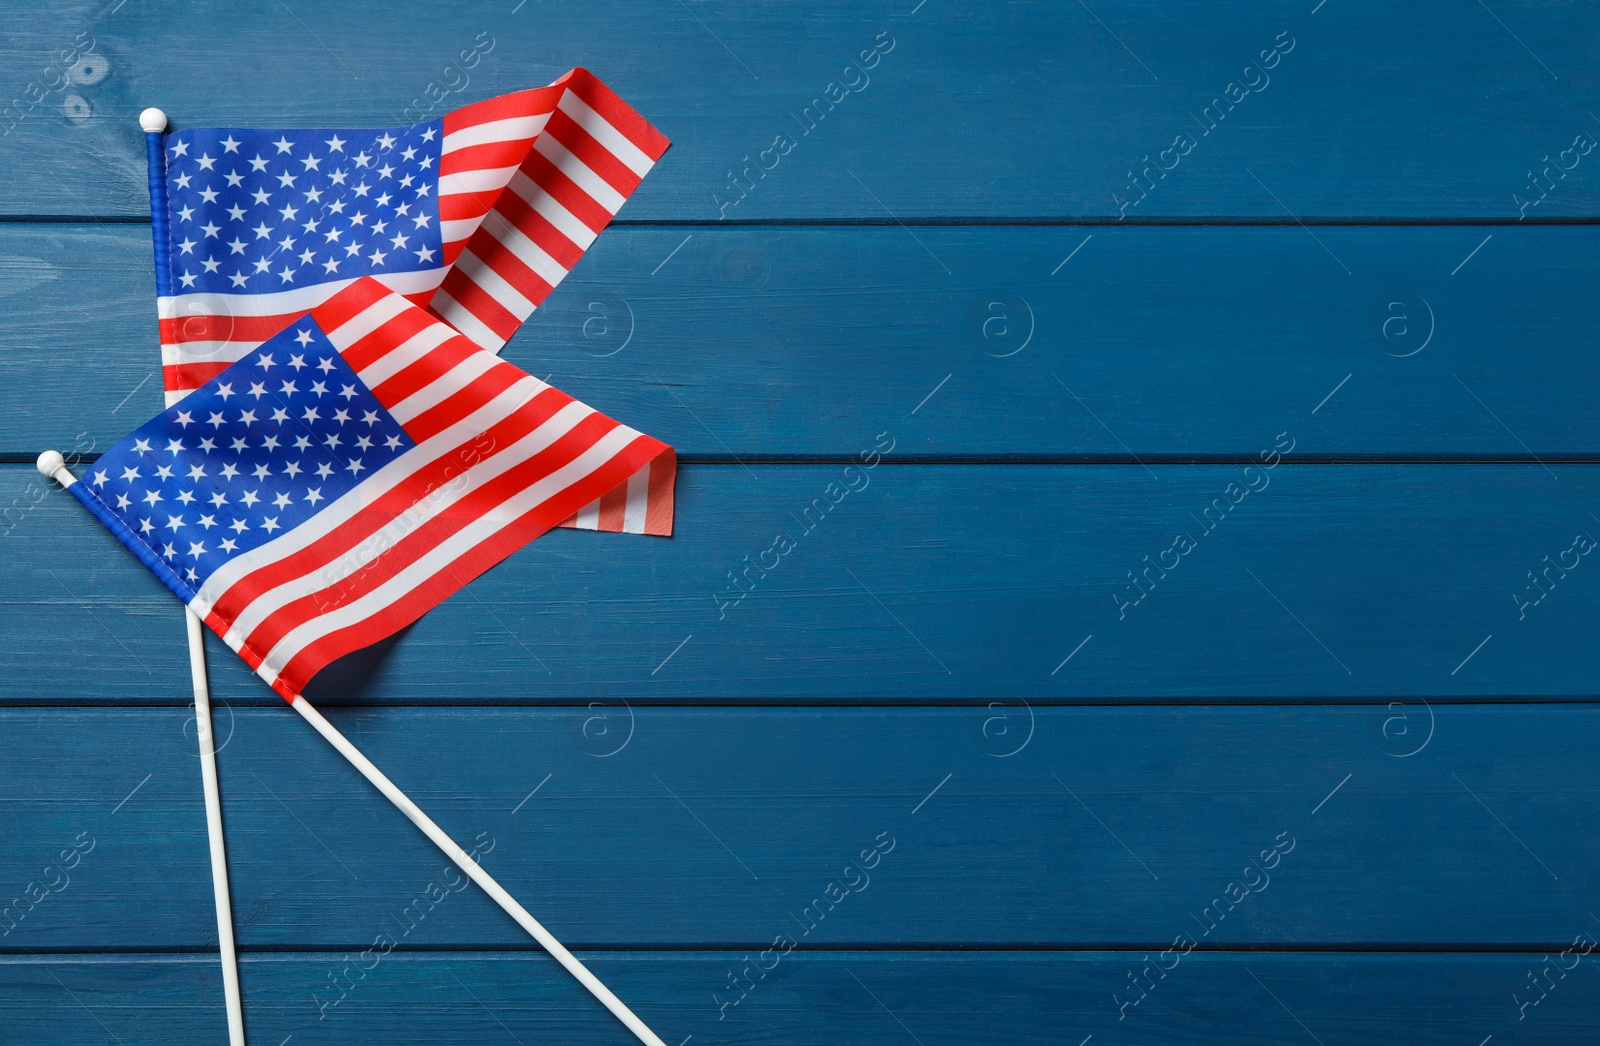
top-left (574, 498), bottom-right (600, 530)
top-left (429, 288), bottom-right (507, 352)
top-left (194, 371), bottom-right (555, 614)
top-left (323, 293), bottom-right (411, 351)
top-left (477, 211), bottom-right (569, 291)
top-left (505, 169), bottom-right (596, 249)
top-left (442, 112), bottom-right (552, 154)
top-left (353, 323), bottom-right (456, 389)
top-left (441, 219), bottom-right (482, 244)
top-left (440, 165), bottom-right (523, 198)
top-left (531, 134), bottom-right (626, 214)
top-left (220, 400), bottom-right (596, 643)
top-left (556, 91), bottom-right (655, 177)
top-left (161, 340), bottom-right (254, 370)
top-left (384, 349), bottom-right (504, 426)
top-left (157, 268), bottom-right (446, 322)
top-left (254, 424), bottom-right (644, 682)
top-left (623, 468), bottom-right (650, 534)
top-left (451, 246), bottom-right (539, 320)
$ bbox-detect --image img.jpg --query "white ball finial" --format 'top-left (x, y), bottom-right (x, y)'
top-left (139, 107), bottom-right (168, 133)
top-left (36, 450), bottom-right (66, 479)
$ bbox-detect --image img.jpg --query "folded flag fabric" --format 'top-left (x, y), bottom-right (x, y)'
top-left (145, 69), bottom-right (669, 535)
top-left (146, 68), bottom-right (668, 401)
top-left (68, 277), bottom-right (675, 700)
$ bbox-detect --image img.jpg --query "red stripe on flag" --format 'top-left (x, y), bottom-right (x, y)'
top-left (545, 107), bottom-right (644, 197)
top-left (336, 305), bottom-right (439, 373)
top-left (237, 411), bottom-right (631, 662)
top-left (402, 358), bottom-right (549, 445)
top-left (645, 449), bottom-right (676, 536)
top-left (597, 483), bottom-right (627, 531)
top-left (450, 240), bottom-right (555, 321)
top-left (439, 193), bottom-right (497, 222)
top-left (309, 276), bottom-right (393, 333)
top-left (516, 148), bottom-right (617, 233)
top-left (159, 312), bottom-right (294, 346)
top-left (560, 68), bottom-right (671, 161)
top-left (433, 262), bottom-right (524, 343)
top-left (442, 85), bottom-right (560, 137)
top-left (366, 333), bottom-right (484, 409)
top-left (207, 382), bottom-right (584, 628)
top-left (488, 177), bottom-right (586, 271)
top-left (271, 429), bottom-right (665, 694)
top-left (165, 360), bottom-right (234, 391)
top-left (440, 137), bottom-right (544, 179)
top-left (551, 443), bottom-right (676, 536)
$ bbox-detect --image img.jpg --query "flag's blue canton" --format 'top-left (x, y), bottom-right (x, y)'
top-left (162, 121), bottom-right (445, 296)
top-left (86, 323), bottom-right (415, 587)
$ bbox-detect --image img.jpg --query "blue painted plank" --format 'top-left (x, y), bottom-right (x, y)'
top-left (3, 224), bottom-right (1599, 459)
top-left (4, 1), bottom-right (1598, 219)
top-left (2, 705), bottom-right (1596, 951)
top-left (4, 5), bottom-right (1591, 1046)
top-left (4, 463), bottom-right (1596, 702)
top-left (5, 951), bottom-right (1600, 1044)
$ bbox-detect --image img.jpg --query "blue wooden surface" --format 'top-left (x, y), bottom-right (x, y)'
top-left (8, 464), bottom-right (1600, 702)
top-left (6, 1), bottom-right (1600, 220)
top-left (5, 706), bottom-right (1599, 950)
top-left (3, 2), bottom-right (1599, 1043)
top-left (9, 952), bottom-right (1600, 1045)
top-left (7, 224), bottom-right (1600, 460)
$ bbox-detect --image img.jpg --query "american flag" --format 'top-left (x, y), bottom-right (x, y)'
top-left (75, 277), bottom-right (675, 699)
top-left (148, 67), bottom-right (670, 534)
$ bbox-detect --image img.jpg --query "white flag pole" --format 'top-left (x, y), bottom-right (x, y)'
top-left (132, 107), bottom-right (250, 1046)
top-left (40, 449), bottom-right (247, 1046)
top-left (39, 450), bottom-right (666, 1046)
top-left (286, 693), bottom-right (668, 1046)
top-left (188, 607), bottom-right (248, 1046)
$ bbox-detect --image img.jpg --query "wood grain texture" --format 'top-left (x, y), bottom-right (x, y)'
top-left (3, 223), bottom-right (1599, 460)
top-left (1, 706), bottom-right (1596, 952)
top-left (3, 463), bottom-right (1594, 702)
top-left (4, 0), bottom-right (1597, 1040)
top-left (3, 1), bottom-right (1598, 219)
top-left (5, 951), bottom-right (1600, 1045)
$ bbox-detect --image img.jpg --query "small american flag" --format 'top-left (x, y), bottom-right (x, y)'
top-left (74, 277), bottom-right (675, 700)
top-left (148, 68), bottom-right (667, 397)
top-left (147, 68), bottom-right (670, 534)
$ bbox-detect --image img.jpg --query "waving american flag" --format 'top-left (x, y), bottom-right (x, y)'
top-left (145, 68), bottom-right (670, 533)
top-left (71, 277), bottom-right (675, 699)
top-left (147, 68), bottom-right (667, 397)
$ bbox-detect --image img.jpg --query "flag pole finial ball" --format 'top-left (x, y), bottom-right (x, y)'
top-left (36, 451), bottom-right (65, 479)
top-left (138, 107), bottom-right (168, 133)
